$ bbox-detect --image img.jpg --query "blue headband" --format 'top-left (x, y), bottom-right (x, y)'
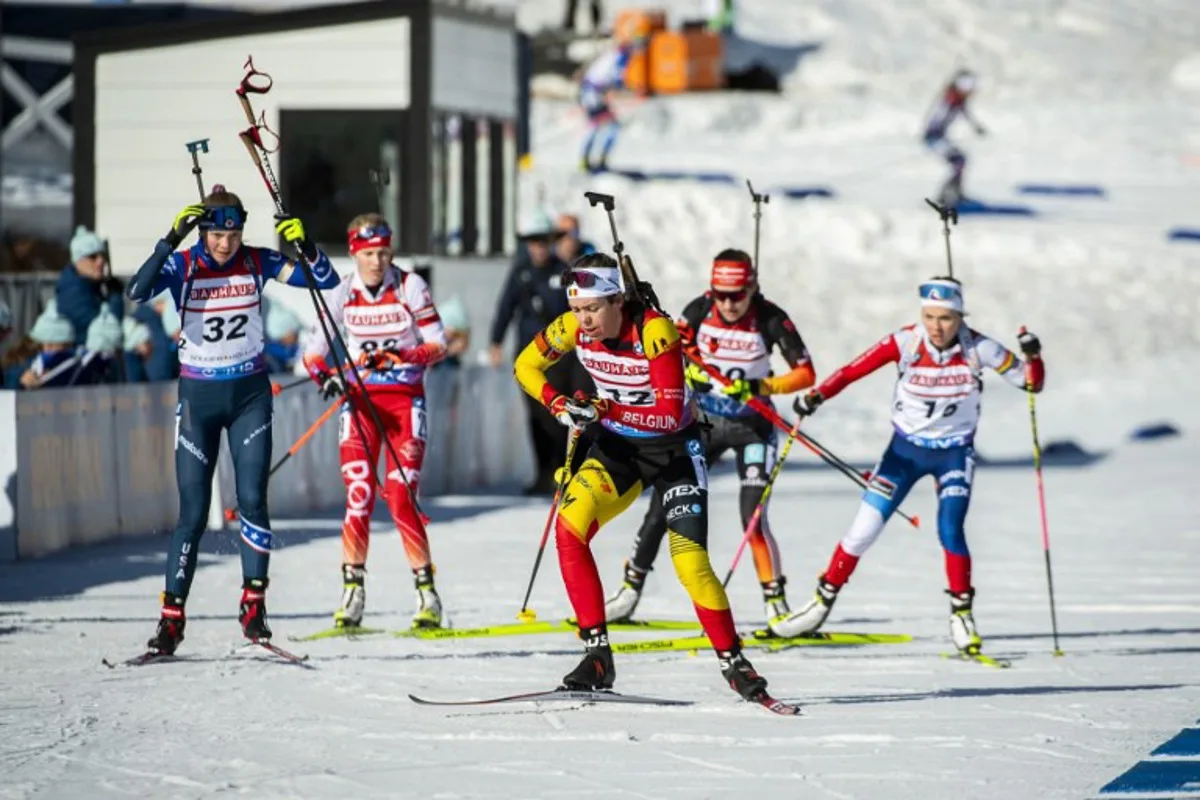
top-left (199, 205), bottom-right (246, 231)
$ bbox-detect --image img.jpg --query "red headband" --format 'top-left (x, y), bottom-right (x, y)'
top-left (348, 229), bottom-right (393, 254)
top-left (711, 259), bottom-right (755, 290)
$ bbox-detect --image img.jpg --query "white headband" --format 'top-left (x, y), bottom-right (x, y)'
top-left (566, 266), bottom-right (624, 299)
top-left (919, 280), bottom-right (966, 314)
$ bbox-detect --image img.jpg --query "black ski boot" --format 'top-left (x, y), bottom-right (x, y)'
top-left (239, 577), bottom-right (272, 642)
top-left (147, 593), bottom-right (186, 655)
top-left (560, 625), bottom-right (616, 691)
top-left (718, 647), bottom-right (769, 701)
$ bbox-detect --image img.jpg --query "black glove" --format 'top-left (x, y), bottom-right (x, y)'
top-left (318, 372), bottom-right (346, 401)
top-left (166, 204), bottom-right (206, 248)
top-left (1017, 328), bottom-right (1041, 358)
top-left (792, 390), bottom-right (824, 417)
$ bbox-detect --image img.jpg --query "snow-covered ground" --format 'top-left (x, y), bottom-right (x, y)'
top-left (4, 2), bottom-right (1200, 798)
top-left (2, 434), bottom-right (1198, 799)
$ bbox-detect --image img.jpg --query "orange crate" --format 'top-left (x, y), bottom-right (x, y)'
top-left (613, 8), bottom-right (666, 44)
top-left (648, 30), bottom-right (724, 94)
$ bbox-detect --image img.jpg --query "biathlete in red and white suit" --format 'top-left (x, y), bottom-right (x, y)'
top-left (603, 249), bottom-right (816, 632)
top-left (302, 213), bottom-right (448, 630)
top-left (776, 277), bottom-right (1044, 655)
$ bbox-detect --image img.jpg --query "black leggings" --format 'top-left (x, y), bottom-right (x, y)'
top-left (165, 373), bottom-right (273, 600)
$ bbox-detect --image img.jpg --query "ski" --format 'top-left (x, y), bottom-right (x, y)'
top-left (751, 693), bottom-right (803, 716)
top-left (392, 618), bottom-right (700, 641)
top-left (289, 626), bottom-right (388, 643)
top-left (408, 687), bottom-right (693, 707)
top-left (240, 640), bottom-right (314, 668)
top-left (102, 651), bottom-right (177, 668)
top-left (611, 630), bottom-right (911, 655)
top-left (941, 651), bottom-right (1011, 669)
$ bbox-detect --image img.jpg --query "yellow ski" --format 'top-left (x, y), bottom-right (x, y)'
top-left (611, 630), bottom-right (912, 655)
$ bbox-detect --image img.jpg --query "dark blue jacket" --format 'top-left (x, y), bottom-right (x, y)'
top-left (489, 252), bottom-right (571, 356)
top-left (55, 264), bottom-right (124, 346)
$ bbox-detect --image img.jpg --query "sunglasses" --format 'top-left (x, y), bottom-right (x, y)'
top-left (352, 224), bottom-right (392, 240)
top-left (919, 283), bottom-right (962, 302)
top-left (565, 269), bottom-right (602, 288)
top-left (712, 289), bottom-right (748, 302)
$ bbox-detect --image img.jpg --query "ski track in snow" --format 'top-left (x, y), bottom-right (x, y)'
top-left (3, 434), bottom-right (1200, 799)
top-left (5, 1), bottom-right (1200, 798)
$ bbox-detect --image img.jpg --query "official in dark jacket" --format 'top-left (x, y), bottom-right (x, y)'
top-left (489, 210), bottom-right (593, 494)
top-left (56, 226), bottom-right (124, 346)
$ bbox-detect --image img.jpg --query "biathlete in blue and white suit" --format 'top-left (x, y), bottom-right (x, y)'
top-left (126, 185), bottom-right (339, 654)
top-left (775, 277), bottom-right (1045, 655)
top-left (578, 43), bottom-right (632, 173)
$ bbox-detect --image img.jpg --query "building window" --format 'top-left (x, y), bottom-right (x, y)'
top-left (279, 110), bottom-right (405, 256)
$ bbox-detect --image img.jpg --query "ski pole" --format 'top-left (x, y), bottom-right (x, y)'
top-left (722, 417), bottom-right (800, 587)
top-left (223, 397), bottom-right (340, 521)
top-left (517, 428), bottom-right (582, 623)
top-left (234, 56), bottom-right (429, 528)
top-left (924, 197), bottom-right (958, 279)
top-left (270, 375), bottom-right (309, 396)
top-left (746, 179), bottom-right (769, 271)
top-left (1022, 326), bottom-right (1063, 657)
top-left (682, 347), bottom-right (921, 528)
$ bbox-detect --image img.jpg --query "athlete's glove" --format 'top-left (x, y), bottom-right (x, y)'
top-left (1017, 328), bottom-right (1041, 358)
top-left (317, 371), bottom-right (346, 401)
top-left (792, 390), bottom-right (824, 417)
top-left (721, 377), bottom-right (762, 403)
top-left (166, 204), bottom-right (206, 248)
top-left (684, 362), bottom-right (713, 393)
top-left (549, 394), bottom-right (608, 431)
top-left (275, 215), bottom-right (319, 261)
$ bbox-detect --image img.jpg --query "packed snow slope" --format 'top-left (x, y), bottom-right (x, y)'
top-left (2, 437), bottom-right (1199, 800)
top-left (508, 0), bottom-right (1200, 457)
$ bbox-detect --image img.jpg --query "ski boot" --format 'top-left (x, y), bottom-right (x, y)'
top-left (768, 574), bottom-right (840, 638)
top-left (718, 648), bottom-right (769, 701)
top-left (411, 566), bottom-right (443, 629)
top-left (762, 577), bottom-right (790, 630)
top-left (334, 563), bottom-right (366, 629)
top-left (239, 578), bottom-right (272, 642)
top-left (561, 625), bottom-right (615, 691)
top-left (604, 561), bottom-right (648, 622)
top-left (146, 593), bottom-right (186, 655)
top-left (948, 588), bottom-right (982, 654)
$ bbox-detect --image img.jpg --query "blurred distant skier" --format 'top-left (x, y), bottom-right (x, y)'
top-left (923, 69), bottom-right (987, 207)
top-left (578, 42), bottom-right (631, 173)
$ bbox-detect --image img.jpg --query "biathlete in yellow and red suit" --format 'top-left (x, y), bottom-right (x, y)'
top-left (513, 252), bottom-right (776, 701)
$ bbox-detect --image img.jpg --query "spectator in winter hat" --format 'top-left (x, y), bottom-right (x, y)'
top-left (56, 225), bottom-right (124, 346)
top-left (433, 294), bottom-right (470, 371)
top-left (0, 298), bottom-right (12, 346)
top-left (77, 306), bottom-right (125, 384)
top-left (263, 299), bottom-right (303, 373)
top-left (132, 304), bottom-right (179, 382)
top-left (553, 213), bottom-right (597, 264)
top-left (122, 317), bottom-right (154, 383)
top-left (154, 294), bottom-right (181, 341)
top-left (21, 301), bottom-right (81, 389)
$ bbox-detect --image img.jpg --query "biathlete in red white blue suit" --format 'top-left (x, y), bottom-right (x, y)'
top-left (302, 213), bottom-right (448, 631)
top-left (776, 277), bottom-right (1044, 655)
top-left (125, 186), bottom-right (338, 654)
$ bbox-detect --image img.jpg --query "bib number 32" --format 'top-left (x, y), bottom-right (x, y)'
top-left (203, 314), bottom-right (249, 343)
